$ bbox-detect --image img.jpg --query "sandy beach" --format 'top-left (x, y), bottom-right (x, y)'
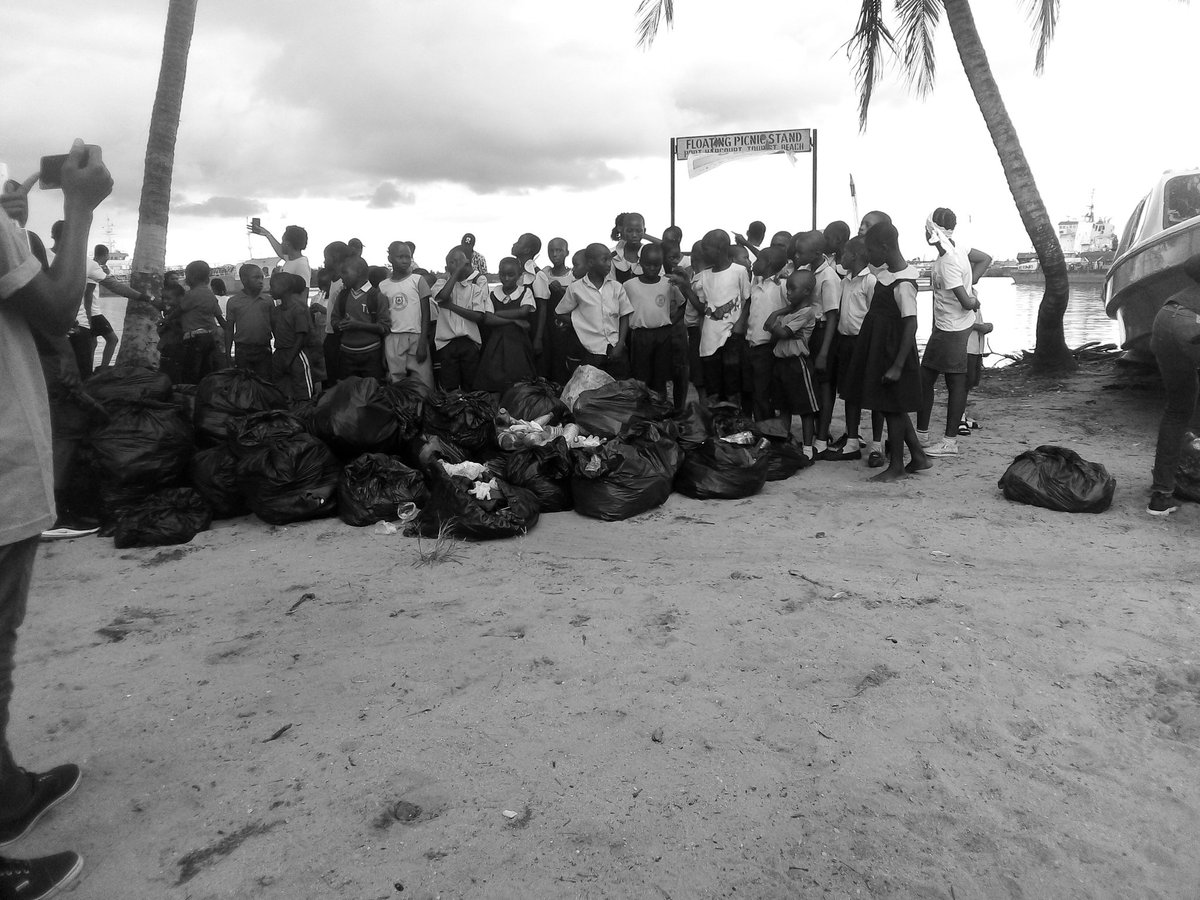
top-left (11, 358), bottom-right (1200, 899)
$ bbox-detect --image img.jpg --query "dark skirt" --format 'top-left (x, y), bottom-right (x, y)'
top-left (843, 289), bottom-right (921, 414)
top-left (476, 325), bottom-right (536, 393)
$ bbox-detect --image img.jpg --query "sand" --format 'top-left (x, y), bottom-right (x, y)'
top-left (10, 359), bottom-right (1200, 899)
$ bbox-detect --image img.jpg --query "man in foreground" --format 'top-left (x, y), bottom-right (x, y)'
top-left (0, 139), bottom-right (112, 898)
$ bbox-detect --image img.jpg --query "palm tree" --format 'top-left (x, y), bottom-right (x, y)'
top-left (116, 0), bottom-right (198, 368)
top-left (637, 0), bottom-right (1075, 371)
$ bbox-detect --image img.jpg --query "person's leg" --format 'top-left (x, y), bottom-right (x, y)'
top-left (384, 334), bottom-right (404, 383)
top-left (651, 327), bottom-right (672, 395)
top-left (1150, 305), bottom-right (1200, 500)
top-left (748, 346), bottom-right (773, 422)
top-left (943, 372), bottom-right (969, 438)
top-left (323, 333), bottom-right (342, 388)
top-left (99, 332), bottom-right (118, 368)
top-left (253, 345), bottom-right (274, 381)
top-left (668, 324), bottom-right (690, 410)
top-left (902, 413), bottom-right (932, 474)
top-left (436, 341), bottom-right (461, 392)
top-left (459, 339), bottom-right (481, 392)
top-left (67, 329), bottom-right (92, 382)
top-left (872, 413), bottom-right (911, 483)
top-left (629, 329), bottom-right (651, 386)
top-left (0, 538), bottom-right (39, 813)
top-left (688, 325), bottom-right (704, 393)
top-left (701, 351), bottom-right (722, 404)
top-left (917, 366), bottom-right (937, 433)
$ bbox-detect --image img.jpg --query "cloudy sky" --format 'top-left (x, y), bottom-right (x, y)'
top-left (4, 0), bottom-right (1195, 270)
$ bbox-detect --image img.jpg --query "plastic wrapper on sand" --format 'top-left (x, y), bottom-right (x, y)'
top-left (998, 444), bottom-right (1115, 513)
top-left (571, 421), bottom-right (682, 521)
top-left (337, 453), bottom-right (430, 527)
top-left (236, 433), bottom-right (340, 525)
top-left (112, 487), bottom-right (213, 548)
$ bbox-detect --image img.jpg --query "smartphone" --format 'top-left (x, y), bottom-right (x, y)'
top-left (251, 217), bottom-right (261, 230)
top-left (39, 155), bottom-right (69, 190)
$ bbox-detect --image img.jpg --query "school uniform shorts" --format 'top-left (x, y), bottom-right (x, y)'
top-left (921, 326), bottom-right (972, 375)
top-left (436, 336), bottom-right (481, 392)
top-left (272, 349), bottom-right (314, 400)
top-left (385, 333), bottom-right (434, 388)
top-left (629, 325), bottom-right (674, 393)
top-left (773, 355), bottom-right (819, 415)
top-left (233, 342), bottom-right (273, 380)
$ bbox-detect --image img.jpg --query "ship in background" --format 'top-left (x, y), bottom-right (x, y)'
top-left (990, 197), bottom-right (1117, 284)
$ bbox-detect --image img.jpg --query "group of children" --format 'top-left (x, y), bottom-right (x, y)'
top-left (192, 209), bottom-right (994, 481)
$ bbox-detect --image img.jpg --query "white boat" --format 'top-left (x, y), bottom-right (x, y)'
top-left (1104, 168), bottom-right (1200, 363)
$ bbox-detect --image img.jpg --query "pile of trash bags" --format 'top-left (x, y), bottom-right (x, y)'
top-left (71, 363), bottom-right (816, 547)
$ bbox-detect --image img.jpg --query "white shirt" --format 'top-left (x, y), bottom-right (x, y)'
top-left (929, 246), bottom-right (975, 331)
top-left (281, 255), bottom-right (312, 289)
top-left (695, 265), bottom-right (750, 357)
top-left (78, 258), bottom-right (106, 328)
top-left (379, 273), bottom-right (430, 334)
top-left (624, 276), bottom-right (678, 330)
top-left (745, 275), bottom-right (787, 347)
top-left (812, 259), bottom-right (841, 317)
top-left (837, 269), bottom-right (877, 336)
top-left (430, 271), bottom-right (489, 348)
top-left (556, 274), bottom-right (633, 354)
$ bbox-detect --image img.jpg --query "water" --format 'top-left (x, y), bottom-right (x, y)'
top-left (93, 278), bottom-right (1118, 370)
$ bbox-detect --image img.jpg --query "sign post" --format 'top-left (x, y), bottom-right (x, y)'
top-left (669, 128), bottom-right (817, 229)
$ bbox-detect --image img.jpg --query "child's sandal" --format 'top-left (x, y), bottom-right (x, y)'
top-left (866, 450), bottom-right (886, 468)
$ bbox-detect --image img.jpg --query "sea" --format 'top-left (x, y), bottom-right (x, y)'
top-left (89, 277), bottom-right (1118, 372)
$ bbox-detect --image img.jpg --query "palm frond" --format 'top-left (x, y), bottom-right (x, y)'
top-left (636, 0), bottom-right (674, 49)
top-left (896, 0), bottom-right (941, 97)
top-left (1025, 0), bottom-right (1059, 73)
top-left (843, 0), bottom-right (896, 130)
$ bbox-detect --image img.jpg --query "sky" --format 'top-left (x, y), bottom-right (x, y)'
top-left (3, 0), bottom-right (1197, 271)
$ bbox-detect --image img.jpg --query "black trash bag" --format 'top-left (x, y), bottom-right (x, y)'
top-left (669, 402), bottom-right (714, 451)
top-left (90, 399), bottom-right (194, 509)
top-left (189, 446), bottom-right (248, 519)
top-left (85, 365), bottom-right (173, 404)
top-left (675, 439), bottom-right (770, 500)
top-left (752, 420), bottom-right (812, 481)
top-left (194, 368), bottom-right (288, 447)
top-left (571, 421), bottom-right (682, 521)
top-left (337, 453), bottom-right (430, 527)
top-left (172, 384), bottom-right (199, 422)
top-left (113, 487), bottom-right (212, 549)
top-left (236, 433), bottom-right (340, 524)
top-left (997, 444), bottom-right (1115, 513)
top-left (423, 391), bottom-right (496, 452)
top-left (500, 379), bottom-right (570, 424)
top-left (309, 376), bottom-right (404, 457)
top-left (572, 379), bottom-right (674, 439)
top-left (1174, 431), bottom-right (1200, 502)
top-left (490, 438), bottom-right (574, 513)
top-left (385, 377), bottom-right (432, 442)
top-left (404, 433), bottom-right (469, 471)
top-left (708, 402), bottom-right (755, 438)
top-left (418, 463), bottom-right (539, 539)
top-left (227, 410), bottom-right (307, 459)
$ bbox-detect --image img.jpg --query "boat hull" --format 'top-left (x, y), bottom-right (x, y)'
top-left (1104, 219), bottom-right (1200, 364)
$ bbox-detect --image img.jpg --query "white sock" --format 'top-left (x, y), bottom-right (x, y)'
top-left (814, 439), bottom-right (828, 453)
top-left (844, 437), bottom-right (861, 452)
top-left (802, 445), bottom-right (815, 459)
top-left (916, 429), bottom-right (929, 443)
top-left (868, 440), bottom-right (881, 454)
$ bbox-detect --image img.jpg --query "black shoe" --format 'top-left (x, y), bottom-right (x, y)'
top-left (822, 445), bottom-right (862, 461)
top-left (1147, 492), bottom-right (1180, 517)
top-left (0, 851), bottom-right (83, 899)
top-left (0, 766), bottom-right (82, 847)
top-left (39, 520), bottom-right (99, 541)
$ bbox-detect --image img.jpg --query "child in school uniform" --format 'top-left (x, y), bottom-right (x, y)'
top-left (825, 236), bottom-right (880, 463)
top-left (625, 244), bottom-right (684, 396)
top-left (692, 230), bottom-right (750, 406)
top-left (270, 272), bottom-right (314, 401)
top-left (790, 231), bottom-right (841, 457)
top-left (764, 270), bottom-right (820, 454)
top-left (333, 256), bottom-right (388, 380)
top-left (556, 243), bottom-right (633, 378)
top-left (611, 212), bottom-right (659, 284)
top-left (843, 222), bottom-right (930, 482)
top-left (474, 257), bottom-right (537, 394)
top-left (684, 240), bottom-right (708, 398)
top-left (742, 247), bottom-right (789, 422)
top-left (380, 240), bottom-right (433, 388)
top-left (431, 246), bottom-right (490, 391)
top-left (662, 241), bottom-right (692, 409)
top-left (534, 238), bottom-right (576, 384)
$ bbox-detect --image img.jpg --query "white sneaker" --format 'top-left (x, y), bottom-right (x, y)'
top-left (923, 437), bottom-right (959, 457)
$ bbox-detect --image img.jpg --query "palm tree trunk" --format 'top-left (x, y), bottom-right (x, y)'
top-left (943, 0), bottom-right (1074, 372)
top-left (116, 0), bottom-right (197, 368)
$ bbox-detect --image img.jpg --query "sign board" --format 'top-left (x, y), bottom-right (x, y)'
top-left (674, 129), bottom-right (812, 161)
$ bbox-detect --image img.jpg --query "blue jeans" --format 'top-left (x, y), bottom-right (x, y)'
top-left (1150, 302), bottom-right (1200, 495)
top-left (0, 537), bottom-right (39, 813)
